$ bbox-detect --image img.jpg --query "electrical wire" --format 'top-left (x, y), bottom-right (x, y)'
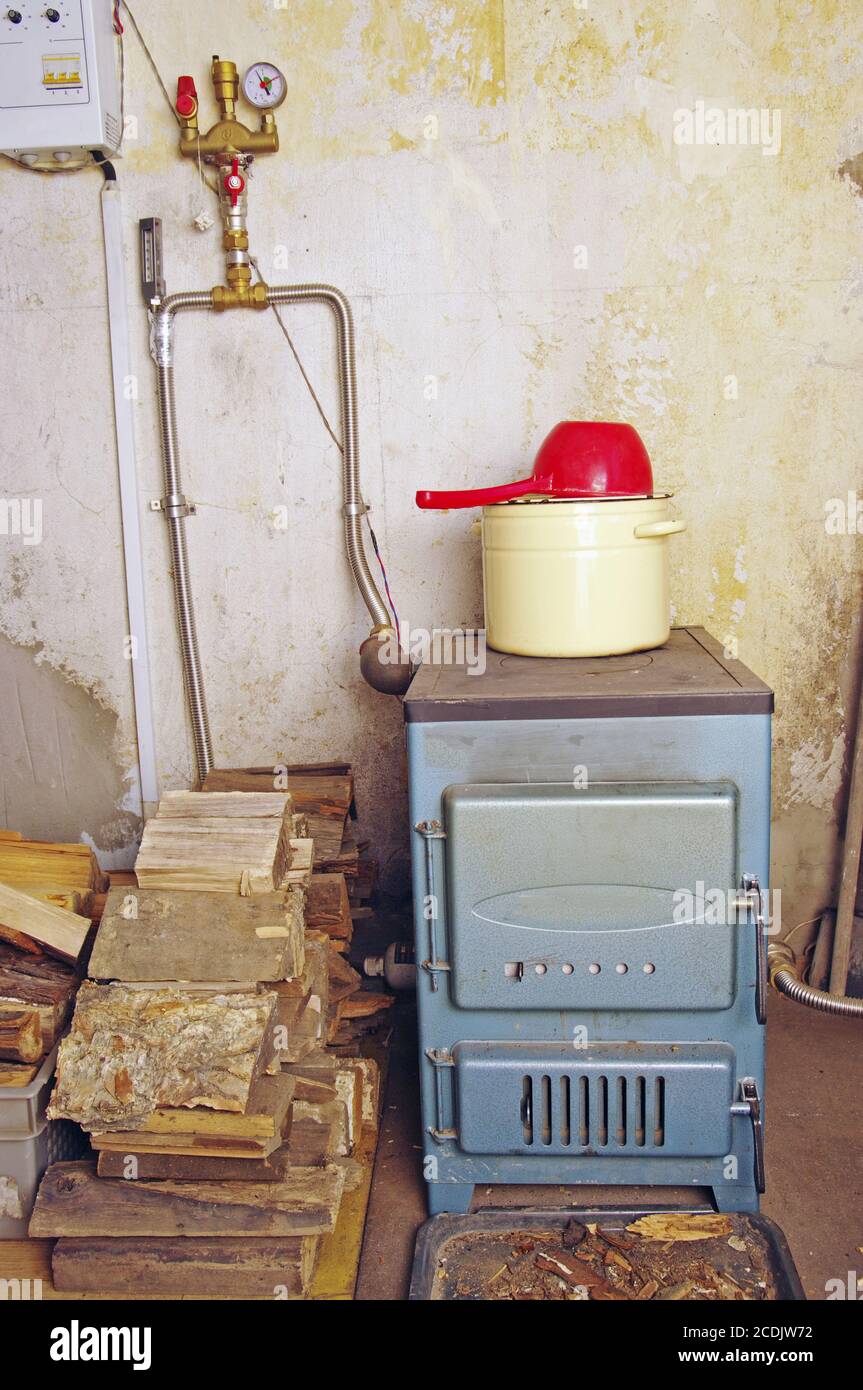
top-left (121, 1), bottom-right (181, 128)
top-left (247, 254), bottom-right (402, 635)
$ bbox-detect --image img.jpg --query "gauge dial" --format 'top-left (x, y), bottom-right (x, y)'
top-left (242, 62), bottom-right (287, 110)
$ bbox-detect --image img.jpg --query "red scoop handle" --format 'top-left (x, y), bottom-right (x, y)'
top-left (416, 476), bottom-right (542, 509)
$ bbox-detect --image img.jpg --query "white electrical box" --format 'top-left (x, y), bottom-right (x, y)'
top-left (0, 0), bottom-right (121, 169)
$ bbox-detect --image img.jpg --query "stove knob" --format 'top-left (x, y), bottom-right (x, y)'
top-left (45, 8), bottom-right (61, 20)
top-left (7, 9), bottom-right (22, 22)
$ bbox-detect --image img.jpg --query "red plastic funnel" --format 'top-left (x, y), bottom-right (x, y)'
top-left (416, 421), bottom-right (654, 509)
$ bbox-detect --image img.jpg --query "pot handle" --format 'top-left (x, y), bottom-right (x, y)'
top-left (633, 518), bottom-right (687, 539)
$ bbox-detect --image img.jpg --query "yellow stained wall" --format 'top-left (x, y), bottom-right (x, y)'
top-left (0, 1), bottom-right (861, 928)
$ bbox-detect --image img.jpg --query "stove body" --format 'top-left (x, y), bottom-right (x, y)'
top-left (403, 628), bottom-right (773, 1215)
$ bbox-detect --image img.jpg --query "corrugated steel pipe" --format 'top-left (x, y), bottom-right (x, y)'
top-left (151, 284), bottom-right (409, 783)
top-left (267, 285), bottom-right (411, 698)
top-left (152, 292), bottom-right (215, 783)
top-left (768, 941), bottom-right (863, 1017)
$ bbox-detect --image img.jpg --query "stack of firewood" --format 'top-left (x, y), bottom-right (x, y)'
top-left (29, 783), bottom-right (381, 1298)
top-left (0, 834), bottom-right (102, 1085)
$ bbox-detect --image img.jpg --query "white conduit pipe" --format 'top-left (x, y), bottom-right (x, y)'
top-left (100, 181), bottom-right (160, 815)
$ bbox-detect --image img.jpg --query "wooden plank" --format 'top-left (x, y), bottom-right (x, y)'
top-left (52, 1236), bottom-right (317, 1298)
top-left (0, 840), bottom-right (104, 893)
top-left (91, 1131), bottom-right (284, 1159)
top-left (156, 790), bottom-right (292, 820)
top-left (88, 885), bottom-right (304, 983)
top-left (30, 1161), bottom-right (346, 1237)
top-left (0, 882), bottom-right (90, 963)
top-left (96, 1140), bottom-right (295, 1183)
top-left (48, 984), bottom-right (277, 1131)
top-left (202, 767), bottom-right (352, 820)
top-left (135, 817), bottom-right (291, 895)
top-left (0, 1007), bottom-right (42, 1062)
top-left (135, 1075), bottom-right (294, 1140)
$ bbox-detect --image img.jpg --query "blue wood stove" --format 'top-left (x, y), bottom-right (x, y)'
top-left (404, 627), bottom-right (772, 1215)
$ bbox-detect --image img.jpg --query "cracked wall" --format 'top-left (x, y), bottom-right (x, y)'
top-left (1, 1), bottom-right (862, 925)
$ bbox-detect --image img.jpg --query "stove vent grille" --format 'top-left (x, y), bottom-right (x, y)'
top-left (520, 1072), bottom-right (666, 1150)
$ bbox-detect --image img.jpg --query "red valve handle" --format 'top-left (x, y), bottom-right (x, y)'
top-left (223, 156), bottom-right (245, 208)
top-left (176, 75), bottom-right (197, 118)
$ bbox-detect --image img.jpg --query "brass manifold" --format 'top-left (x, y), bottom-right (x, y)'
top-left (177, 56), bottom-right (278, 309)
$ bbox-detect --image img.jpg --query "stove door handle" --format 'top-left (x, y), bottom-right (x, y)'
top-left (732, 1077), bottom-right (766, 1194)
top-left (742, 873), bottom-right (768, 1024)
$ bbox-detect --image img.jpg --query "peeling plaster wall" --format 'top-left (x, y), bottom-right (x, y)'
top-left (1, 1), bottom-right (862, 924)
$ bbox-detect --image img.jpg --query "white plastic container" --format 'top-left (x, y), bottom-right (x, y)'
top-left (480, 493), bottom-right (685, 658)
top-left (0, 1120), bottom-right (86, 1238)
top-left (0, 1047), bottom-right (87, 1237)
top-left (0, 1046), bottom-right (58, 1137)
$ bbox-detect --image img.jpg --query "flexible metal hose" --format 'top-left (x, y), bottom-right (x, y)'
top-left (768, 943), bottom-right (863, 1017)
top-left (268, 284), bottom-right (390, 629)
top-left (151, 284), bottom-right (396, 783)
top-left (153, 293), bottom-right (214, 782)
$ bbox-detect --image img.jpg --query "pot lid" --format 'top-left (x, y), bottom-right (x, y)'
top-left (416, 421), bottom-right (654, 509)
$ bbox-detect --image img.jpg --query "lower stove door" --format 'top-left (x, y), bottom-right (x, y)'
top-left (453, 1041), bottom-right (735, 1158)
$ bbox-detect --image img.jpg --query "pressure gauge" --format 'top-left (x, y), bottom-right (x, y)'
top-left (242, 62), bottom-right (287, 110)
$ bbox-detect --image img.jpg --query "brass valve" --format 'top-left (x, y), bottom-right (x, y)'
top-left (176, 56), bottom-right (279, 161)
top-left (175, 56), bottom-right (279, 307)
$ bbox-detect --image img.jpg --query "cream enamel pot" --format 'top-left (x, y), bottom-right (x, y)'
top-left (479, 493), bottom-right (686, 658)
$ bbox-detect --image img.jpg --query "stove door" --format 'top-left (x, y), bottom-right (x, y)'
top-left (443, 782), bottom-right (739, 1011)
top-left (453, 1041), bottom-right (735, 1157)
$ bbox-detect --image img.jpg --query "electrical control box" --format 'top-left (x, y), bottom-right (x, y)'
top-left (0, 0), bottom-right (121, 170)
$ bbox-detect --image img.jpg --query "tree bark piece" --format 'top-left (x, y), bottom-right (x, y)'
top-left (30, 1160), bottom-right (346, 1237)
top-left (52, 1236), bottom-right (318, 1297)
top-left (88, 884), bottom-right (305, 983)
top-left (48, 983), bottom-right (277, 1131)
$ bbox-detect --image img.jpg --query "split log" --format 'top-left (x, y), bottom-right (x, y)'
top-left (52, 1236), bottom-right (318, 1297)
top-left (135, 816), bottom-right (291, 895)
top-left (48, 983), bottom-right (277, 1131)
top-left (0, 1008), bottom-right (42, 1063)
top-left (88, 884), bottom-right (305, 983)
top-left (306, 874), bottom-right (351, 938)
top-left (156, 791), bottom-right (292, 821)
top-left (133, 1075), bottom-right (294, 1140)
top-left (90, 1130), bottom-right (285, 1159)
top-left (0, 839), bottom-right (106, 893)
top-left (283, 839), bottom-right (314, 888)
top-left (0, 882), bottom-right (91, 963)
top-left (0, 1061), bottom-right (38, 1086)
top-left (96, 1140), bottom-right (295, 1183)
top-left (30, 1160), bottom-right (346, 1237)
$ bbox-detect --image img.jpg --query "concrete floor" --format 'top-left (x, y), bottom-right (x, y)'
top-left (356, 991), bottom-right (862, 1300)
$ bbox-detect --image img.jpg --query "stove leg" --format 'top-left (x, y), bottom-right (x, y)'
top-left (711, 1183), bottom-right (759, 1214)
top-left (427, 1183), bottom-right (474, 1215)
